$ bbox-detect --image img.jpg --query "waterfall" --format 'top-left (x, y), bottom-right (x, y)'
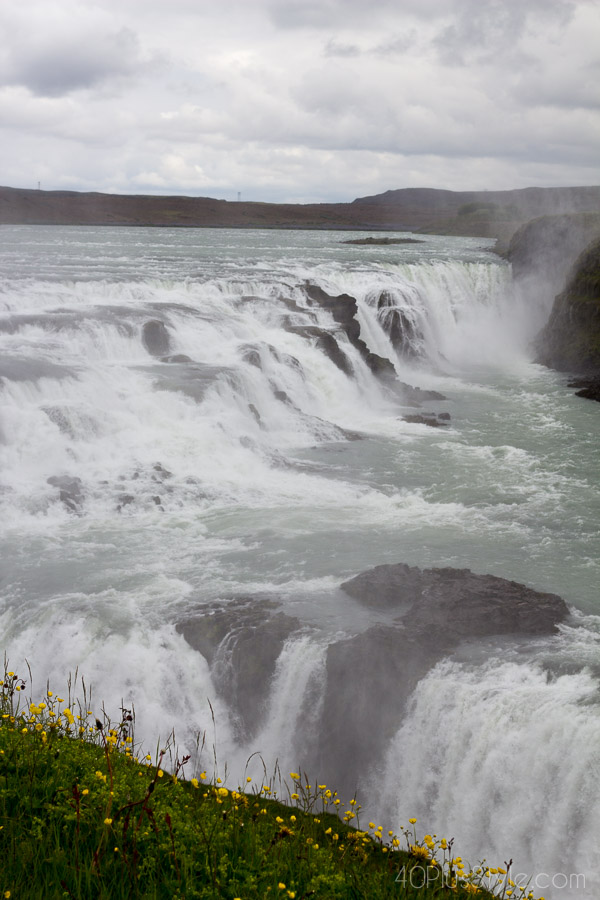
top-left (1, 226), bottom-right (598, 898)
top-left (375, 658), bottom-right (600, 899)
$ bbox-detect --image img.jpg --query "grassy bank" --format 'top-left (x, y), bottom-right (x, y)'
top-left (0, 665), bottom-right (543, 899)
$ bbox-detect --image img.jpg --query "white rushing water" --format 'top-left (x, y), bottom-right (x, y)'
top-left (1, 225), bottom-right (598, 898)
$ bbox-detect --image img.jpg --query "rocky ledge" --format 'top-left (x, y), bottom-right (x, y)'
top-left (176, 564), bottom-right (569, 796)
top-left (317, 564), bottom-right (568, 788)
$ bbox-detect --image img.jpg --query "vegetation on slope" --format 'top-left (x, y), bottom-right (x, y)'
top-left (0, 664), bottom-right (545, 899)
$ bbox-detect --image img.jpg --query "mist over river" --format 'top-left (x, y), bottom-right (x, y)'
top-left (1, 226), bottom-right (599, 897)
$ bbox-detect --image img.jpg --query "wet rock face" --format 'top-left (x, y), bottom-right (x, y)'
top-left (316, 564), bottom-right (570, 794)
top-left (402, 412), bottom-right (450, 427)
top-left (142, 320), bottom-right (171, 357)
top-left (568, 377), bottom-right (600, 403)
top-left (47, 475), bottom-right (84, 512)
top-left (340, 563), bottom-right (568, 636)
top-left (315, 333), bottom-right (353, 376)
top-left (535, 238), bottom-right (600, 380)
top-left (176, 598), bottom-right (301, 737)
top-left (318, 623), bottom-right (446, 793)
top-left (304, 284), bottom-right (397, 379)
top-left (376, 290), bottom-right (422, 358)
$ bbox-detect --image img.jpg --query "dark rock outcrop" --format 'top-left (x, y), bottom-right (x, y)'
top-left (568, 377), bottom-right (600, 402)
top-left (142, 320), bottom-right (171, 357)
top-left (47, 475), bottom-right (84, 512)
top-left (176, 598), bottom-right (301, 736)
top-left (341, 563), bottom-right (567, 634)
top-left (535, 238), bottom-right (600, 383)
top-left (376, 290), bottom-right (422, 358)
top-left (304, 285), bottom-right (397, 379)
top-left (316, 563), bottom-right (569, 792)
top-left (315, 333), bottom-right (353, 376)
top-left (402, 412), bottom-right (450, 427)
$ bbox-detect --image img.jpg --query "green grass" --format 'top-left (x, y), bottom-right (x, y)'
top-left (0, 664), bottom-right (544, 899)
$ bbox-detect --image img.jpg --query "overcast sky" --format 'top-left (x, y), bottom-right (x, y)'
top-left (1, 0), bottom-right (599, 202)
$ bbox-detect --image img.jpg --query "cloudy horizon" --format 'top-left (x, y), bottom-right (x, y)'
top-left (1, 0), bottom-right (599, 203)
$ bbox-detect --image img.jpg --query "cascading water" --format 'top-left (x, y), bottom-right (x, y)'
top-left (374, 650), bottom-right (600, 897)
top-left (1, 225), bottom-right (598, 899)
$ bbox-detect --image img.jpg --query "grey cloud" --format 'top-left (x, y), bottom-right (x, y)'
top-left (324, 39), bottom-right (361, 58)
top-left (3, 27), bottom-right (148, 97)
top-left (515, 62), bottom-right (600, 112)
top-left (434, 0), bottom-right (574, 67)
top-left (372, 32), bottom-right (418, 57)
top-left (267, 0), bottom-right (449, 29)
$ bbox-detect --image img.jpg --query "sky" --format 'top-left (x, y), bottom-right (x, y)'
top-left (0, 0), bottom-right (599, 203)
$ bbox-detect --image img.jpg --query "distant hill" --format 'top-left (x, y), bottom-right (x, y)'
top-left (1, 184), bottom-right (598, 238)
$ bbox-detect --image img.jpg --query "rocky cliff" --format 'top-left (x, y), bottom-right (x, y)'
top-left (534, 238), bottom-right (600, 397)
top-left (176, 565), bottom-right (569, 797)
top-left (505, 212), bottom-right (600, 401)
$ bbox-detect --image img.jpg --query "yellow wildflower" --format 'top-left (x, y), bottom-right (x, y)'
top-left (104, 818), bottom-right (113, 826)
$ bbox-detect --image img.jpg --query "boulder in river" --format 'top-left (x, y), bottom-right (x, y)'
top-left (47, 475), bottom-right (84, 512)
top-left (340, 563), bottom-right (568, 634)
top-left (316, 563), bottom-right (569, 793)
top-left (142, 320), bottom-right (171, 357)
